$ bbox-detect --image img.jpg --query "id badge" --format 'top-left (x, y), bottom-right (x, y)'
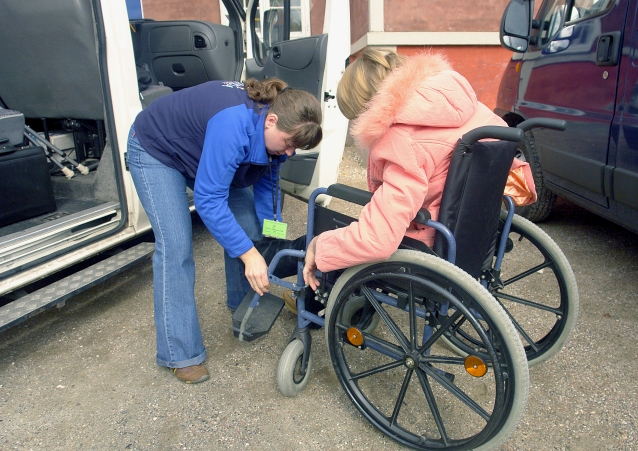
top-left (262, 219), bottom-right (288, 239)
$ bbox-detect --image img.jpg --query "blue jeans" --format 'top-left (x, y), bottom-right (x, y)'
top-left (127, 125), bottom-right (261, 368)
top-left (225, 188), bottom-right (263, 310)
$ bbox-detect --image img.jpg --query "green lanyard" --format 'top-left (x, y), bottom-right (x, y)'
top-left (268, 157), bottom-right (279, 221)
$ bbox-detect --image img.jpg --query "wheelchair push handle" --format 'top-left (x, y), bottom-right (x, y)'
top-left (461, 126), bottom-right (524, 146)
top-left (517, 118), bottom-right (567, 132)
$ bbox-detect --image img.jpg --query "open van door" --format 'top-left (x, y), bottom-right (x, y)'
top-left (245, 0), bottom-right (350, 202)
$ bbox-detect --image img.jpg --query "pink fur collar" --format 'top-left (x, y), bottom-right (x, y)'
top-left (350, 52), bottom-right (478, 150)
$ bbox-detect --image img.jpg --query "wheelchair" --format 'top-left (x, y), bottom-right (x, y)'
top-left (233, 119), bottom-right (577, 450)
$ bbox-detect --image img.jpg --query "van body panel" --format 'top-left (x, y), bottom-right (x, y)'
top-left (498, 0), bottom-right (638, 232)
top-left (518, 0), bottom-right (630, 209)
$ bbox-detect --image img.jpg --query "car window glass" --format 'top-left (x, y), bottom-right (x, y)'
top-left (570, 0), bottom-right (614, 21)
top-left (539, 0), bottom-right (614, 46)
top-left (539, 0), bottom-right (569, 45)
top-left (249, 0), bottom-right (309, 66)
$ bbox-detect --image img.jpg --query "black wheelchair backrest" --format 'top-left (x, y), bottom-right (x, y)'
top-left (433, 134), bottom-right (520, 279)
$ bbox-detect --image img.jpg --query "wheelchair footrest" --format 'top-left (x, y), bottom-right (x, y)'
top-left (232, 291), bottom-right (284, 342)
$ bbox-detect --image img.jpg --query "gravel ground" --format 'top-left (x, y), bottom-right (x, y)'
top-left (0, 147), bottom-right (637, 451)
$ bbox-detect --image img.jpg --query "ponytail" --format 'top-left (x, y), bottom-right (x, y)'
top-left (244, 78), bottom-right (287, 103)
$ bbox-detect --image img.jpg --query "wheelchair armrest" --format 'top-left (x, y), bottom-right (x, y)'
top-left (325, 183), bottom-right (431, 225)
top-left (326, 183), bottom-right (372, 206)
top-left (413, 209), bottom-right (431, 225)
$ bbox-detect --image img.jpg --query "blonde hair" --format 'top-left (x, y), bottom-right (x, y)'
top-left (244, 78), bottom-right (323, 150)
top-left (336, 48), bottom-right (404, 120)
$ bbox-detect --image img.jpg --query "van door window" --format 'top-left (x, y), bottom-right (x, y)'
top-left (539, 0), bottom-right (614, 46)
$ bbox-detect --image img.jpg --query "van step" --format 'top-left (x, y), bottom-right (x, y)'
top-left (0, 241), bottom-right (155, 333)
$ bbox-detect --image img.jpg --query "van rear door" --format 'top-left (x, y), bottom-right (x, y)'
top-left (518, 0), bottom-right (629, 212)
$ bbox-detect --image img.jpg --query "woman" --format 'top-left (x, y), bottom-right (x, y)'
top-left (127, 78), bottom-right (322, 383)
top-left (303, 49), bottom-right (532, 289)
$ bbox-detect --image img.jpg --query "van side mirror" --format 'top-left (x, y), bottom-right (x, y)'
top-left (500, 0), bottom-right (533, 52)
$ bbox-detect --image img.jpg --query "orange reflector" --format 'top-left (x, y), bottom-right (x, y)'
top-left (515, 62), bottom-right (521, 73)
top-left (346, 327), bottom-right (364, 347)
top-left (464, 355), bottom-right (488, 377)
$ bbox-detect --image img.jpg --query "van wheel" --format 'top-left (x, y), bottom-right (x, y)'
top-left (514, 130), bottom-right (556, 222)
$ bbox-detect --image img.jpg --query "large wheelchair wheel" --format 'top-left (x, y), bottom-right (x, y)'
top-left (325, 250), bottom-right (529, 451)
top-left (444, 213), bottom-right (578, 367)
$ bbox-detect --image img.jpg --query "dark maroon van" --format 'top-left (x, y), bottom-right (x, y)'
top-left (497, 0), bottom-right (638, 232)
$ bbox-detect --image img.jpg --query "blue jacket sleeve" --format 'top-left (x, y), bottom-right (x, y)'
top-left (193, 108), bottom-right (255, 258)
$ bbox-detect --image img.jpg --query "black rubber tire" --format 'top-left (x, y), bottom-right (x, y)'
top-left (443, 213), bottom-right (579, 367)
top-left (277, 339), bottom-right (313, 397)
top-left (325, 250), bottom-right (529, 451)
top-left (514, 130), bottom-right (556, 222)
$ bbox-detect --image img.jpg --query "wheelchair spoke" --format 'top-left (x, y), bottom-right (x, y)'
top-left (408, 281), bottom-right (418, 350)
top-left (334, 317), bottom-right (406, 360)
top-left (415, 366), bottom-right (450, 446)
top-left (390, 368), bottom-right (414, 426)
top-left (419, 362), bottom-right (491, 421)
top-left (421, 354), bottom-right (466, 365)
top-left (419, 309), bottom-right (463, 357)
top-left (348, 360), bottom-right (405, 381)
top-left (501, 260), bottom-right (554, 286)
top-left (493, 291), bottom-right (563, 316)
top-left (361, 285), bottom-right (410, 352)
top-left (492, 299), bottom-right (542, 351)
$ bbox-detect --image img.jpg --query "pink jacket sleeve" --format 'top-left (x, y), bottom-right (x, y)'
top-left (314, 130), bottom-right (433, 273)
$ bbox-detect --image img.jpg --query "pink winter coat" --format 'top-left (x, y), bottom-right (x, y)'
top-left (315, 52), bottom-right (522, 273)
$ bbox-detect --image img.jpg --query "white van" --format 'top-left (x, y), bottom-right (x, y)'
top-left (0, 0), bottom-right (349, 332)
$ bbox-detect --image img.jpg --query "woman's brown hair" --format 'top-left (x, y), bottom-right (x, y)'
top-left (244, 78), bottom-right (323, 150)
top-left (336, 48), bottom-right (404, 120)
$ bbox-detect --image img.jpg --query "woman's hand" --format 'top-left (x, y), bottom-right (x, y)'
top-left (303, 237), bottom-right (320, 290)
top-left (239, 246), bottom-right (270, 295)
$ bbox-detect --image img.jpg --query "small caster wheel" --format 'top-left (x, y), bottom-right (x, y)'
top-left (277, 339), bottom-right (313, 397)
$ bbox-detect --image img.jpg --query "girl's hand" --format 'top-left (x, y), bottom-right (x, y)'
top-left (303, 237), bottom-right (320, 290)
top-left (239, 247), bottom-right (270, 295)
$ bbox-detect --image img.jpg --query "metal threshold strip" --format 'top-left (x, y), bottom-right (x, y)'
top-left (0, 202), bottom-right (121, 274)
top-left (0, 202), bottom-right (121, 250)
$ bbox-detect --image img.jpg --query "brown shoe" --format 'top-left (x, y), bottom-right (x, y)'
top-left (283, 290), bottom-right (297, 315)
top-left (173, 364), bottom-right (209, 384)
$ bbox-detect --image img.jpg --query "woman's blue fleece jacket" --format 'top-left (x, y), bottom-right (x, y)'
top-left (134, 80), bottom-right (285, 259)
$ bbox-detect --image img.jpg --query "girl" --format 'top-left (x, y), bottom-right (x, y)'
top-left (303, 49), bottom-right (533, 289)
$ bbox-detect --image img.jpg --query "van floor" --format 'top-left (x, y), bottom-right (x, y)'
top-left (0, 197), bottom-right (105, 240)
